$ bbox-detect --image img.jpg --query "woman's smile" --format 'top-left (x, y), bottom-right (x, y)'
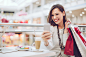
top-left (54, 19), bottom-right (59, 22)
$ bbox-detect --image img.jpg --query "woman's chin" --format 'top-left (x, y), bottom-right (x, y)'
top-left (55, 22), bottom-right (59, 24)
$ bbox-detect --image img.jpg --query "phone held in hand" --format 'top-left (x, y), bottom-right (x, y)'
top-left (44, 23), bottom-right (51, 39)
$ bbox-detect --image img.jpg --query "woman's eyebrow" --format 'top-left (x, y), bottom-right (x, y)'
top-left (51, 12), bottom-right (59, 15)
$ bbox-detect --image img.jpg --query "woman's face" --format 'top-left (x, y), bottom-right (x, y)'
top-left (51, 8), bottom-right (65, 25)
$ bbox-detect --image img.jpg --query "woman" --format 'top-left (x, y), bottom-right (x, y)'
top-left (41, 4), bottom-right (71, 57)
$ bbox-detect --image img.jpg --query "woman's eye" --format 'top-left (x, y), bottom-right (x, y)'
top-left (56, 14), bottom-right (58, 15)
top-left (51, 15), bottom-right (54, 16)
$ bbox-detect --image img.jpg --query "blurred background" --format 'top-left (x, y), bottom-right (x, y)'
top-left (0, 0), bottom-right (86, 47)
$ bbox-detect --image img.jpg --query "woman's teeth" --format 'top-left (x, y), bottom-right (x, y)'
top-left (55, 19), bottom-right (59, 22)
top-left (55, 20), bottom-right (57, 21)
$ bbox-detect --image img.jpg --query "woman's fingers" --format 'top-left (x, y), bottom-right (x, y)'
top-left (65, 21), bottom-right (70, 25)
top-left (65, 19), bottom-right (71, 28)
top-left (42, 33), bottom-right (51, 38)
top-left (67, 19), bottom-right (71, 22)
top-left (42, 34), bottom-right (52, 39)
top-left (41, 31), bottom-right (52, 41)
top-left (44, 35), bottom-right (52, 39)
top-left (43, 33), bottom-right (51, 37)
top-left (42, 31), bottom-right (50, 35)
top-left (42, 36), bottom-right (52, 41)
top-left (66, 19), bottom-right (71, 24)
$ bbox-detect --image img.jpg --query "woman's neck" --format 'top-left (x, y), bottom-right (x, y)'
top-left (58, 23), bottom-right (64, 29)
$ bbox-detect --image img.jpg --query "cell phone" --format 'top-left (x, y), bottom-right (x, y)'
top-left (44, 23), bottom-right (51, 39)
top-left (44, 23), bottom-right (50, 31)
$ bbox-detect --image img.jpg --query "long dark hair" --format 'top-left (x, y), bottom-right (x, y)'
top-left (47, 4), bottom-right (67, 26)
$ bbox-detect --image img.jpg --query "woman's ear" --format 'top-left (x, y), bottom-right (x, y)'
top-left (63, 11), bottom-right (65, 16)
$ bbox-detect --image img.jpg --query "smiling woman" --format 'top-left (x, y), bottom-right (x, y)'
top-left (41, 4), bottom-right (71, 57)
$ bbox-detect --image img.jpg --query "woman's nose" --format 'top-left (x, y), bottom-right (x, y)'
top-left (54, 16), bottom-right (56, 19)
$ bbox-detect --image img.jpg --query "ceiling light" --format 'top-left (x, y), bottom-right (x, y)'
top-left (72, 15), bottom-right (74, 17)
top-left (80, 14), bottom-right (82, 16)
top-left (69, 11), bottom-right (72, 13)
top-left (82, 12), bottom-right (85, 14)
top-left (84, 8), bottom-right (86, 11)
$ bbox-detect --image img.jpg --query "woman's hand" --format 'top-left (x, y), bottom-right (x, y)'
top-left (65, 19), bottom-right (71, 29)
top-left (42, 31), bottom-right (52, 41)
top-left (64, 20), bottom-right (71, 33)
top-left (41, 31), bottom-right (52, 46)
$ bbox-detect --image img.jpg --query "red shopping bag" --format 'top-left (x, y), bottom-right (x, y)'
top-left (74, 27), bottom-right (86, 46)
top-left (64, 28), bottom-right (74, 56)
